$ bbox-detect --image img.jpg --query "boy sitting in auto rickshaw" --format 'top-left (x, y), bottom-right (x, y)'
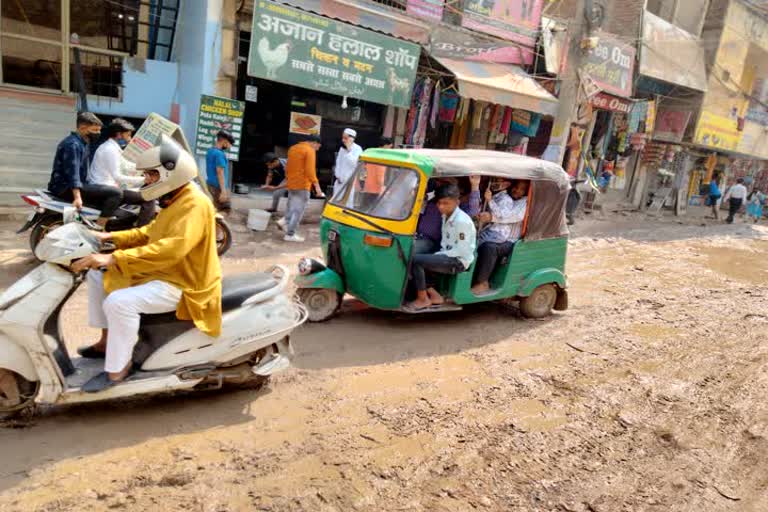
top-left (407, 184), bottom-right (477, 310)
top-left (471, 179), bottom-right (530, 295)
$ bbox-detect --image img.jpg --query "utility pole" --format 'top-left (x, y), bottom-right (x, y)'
top-left (544, 0), bottom-right (597, 168)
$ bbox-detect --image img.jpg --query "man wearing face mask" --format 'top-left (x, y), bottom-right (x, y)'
top-left (48, 112), bottom-right (122, 227)
top-left (333, 128), bottom-right (363, 194)
top-left (89, 118), bottom-right (156, 227)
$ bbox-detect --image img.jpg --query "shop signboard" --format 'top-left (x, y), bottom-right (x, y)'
top-left (122, 112), bottom-right (184, 163)
top-left (653, 108), bottom-right (692, 143)
top-left (406, 0), bottom-right (444, 22)
top-left (429, 26), bottom-right (531, 65)
top-left (289, 112), bottom-right (322, 136)
top-left (694, 111), bottom-right (743, 151)
top-left (639, 11), bottom-right (707, 92)
top-left (590, 92), bottom-right (632, 114)
top-left (194, 95), bottom-right (245, 161)
top-left (461, 0), bottom-right (544, 64)
top-left (582, 33), bottom-right (635, 98)
top-left (248, 1), bottom-right (420, 109)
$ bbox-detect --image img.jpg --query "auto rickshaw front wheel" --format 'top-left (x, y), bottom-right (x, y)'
top-left (297, 288), bottom-right (342, 322)
top-left (518, 284), bottom-right (558, 319)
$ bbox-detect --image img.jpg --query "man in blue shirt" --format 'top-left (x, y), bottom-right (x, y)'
top-left (206, 130), bottom-right (235, 213)
top-left (48, 112), bottom-right (123, 227)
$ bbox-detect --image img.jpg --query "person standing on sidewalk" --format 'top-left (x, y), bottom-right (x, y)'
top-left (723, 177), bottom-right (748, 224)
top-left (205, 130), bottom-right (235, 214)
top-left (277, 135), bottom-right (325, 242)
top-left (333, 128), bottom-right (363, 195)
top-left (708, 174), bottom-right (723, 221)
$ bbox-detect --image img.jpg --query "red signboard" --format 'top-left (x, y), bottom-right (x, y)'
top-left (591, 92), bottom-right (633, 114)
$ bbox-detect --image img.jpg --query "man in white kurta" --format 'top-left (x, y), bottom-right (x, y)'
top-left (333, 128), bottom-right (363, 196)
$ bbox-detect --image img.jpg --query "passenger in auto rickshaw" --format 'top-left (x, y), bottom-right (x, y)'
top-left (407, 184), bottom-right (477, 310)
top-left (414, 176), bottom-right (481, 254)
top-left (471, 179), bottom-right (530, 295)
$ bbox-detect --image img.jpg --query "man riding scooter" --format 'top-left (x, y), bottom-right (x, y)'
top-left (71, 135), bottom-right (222, 393)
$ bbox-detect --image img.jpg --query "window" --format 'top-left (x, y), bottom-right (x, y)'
top-left (331, 163), bottom-right (420, 221)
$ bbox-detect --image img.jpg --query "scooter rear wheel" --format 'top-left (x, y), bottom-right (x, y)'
top-left (0, 369), bottom-right (39, 421)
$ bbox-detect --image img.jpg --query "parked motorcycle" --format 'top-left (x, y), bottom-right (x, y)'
top-left (18, 188), bottom-right (233, 256)
top-left (0, 223), bottom-right (306, 419)
top-left (566, 179), bottom-right (586, 226)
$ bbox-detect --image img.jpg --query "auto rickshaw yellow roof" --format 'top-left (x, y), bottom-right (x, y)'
top-left (361, 148), bottom-right (570, 189)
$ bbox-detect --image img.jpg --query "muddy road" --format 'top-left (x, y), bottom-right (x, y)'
top-left (0, 216), bottom-right (767, 512)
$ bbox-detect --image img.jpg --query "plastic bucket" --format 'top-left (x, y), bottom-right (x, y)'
top-left (247, 209), bottom-right (271, 231)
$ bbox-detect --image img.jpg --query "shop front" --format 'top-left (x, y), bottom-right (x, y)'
top-left (233, 0), bottom-right (420, 189)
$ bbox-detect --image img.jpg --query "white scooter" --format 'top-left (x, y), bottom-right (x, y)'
top-left (0, 223), bottom-right (307, 419)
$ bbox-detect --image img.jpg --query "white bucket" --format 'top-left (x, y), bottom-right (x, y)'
top-left (247, 209), bottom-right (271, 231)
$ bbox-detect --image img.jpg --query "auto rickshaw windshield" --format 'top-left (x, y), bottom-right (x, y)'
top-left (330, 162), bottom-right (420, 221)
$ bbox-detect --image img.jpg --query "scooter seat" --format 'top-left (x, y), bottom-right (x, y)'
top-left (221, 272), bottom-right (278, 312)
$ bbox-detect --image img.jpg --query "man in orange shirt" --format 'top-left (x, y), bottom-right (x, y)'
top-left (277, 135), bottom-right (325, 242)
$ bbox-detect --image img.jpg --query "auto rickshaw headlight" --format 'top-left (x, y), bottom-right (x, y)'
top-left (298, 257), bottom-right (325, 275)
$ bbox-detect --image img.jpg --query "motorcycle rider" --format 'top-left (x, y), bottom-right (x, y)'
top-left (71, 135), bottom-right (223, 393)
top-left (88, 118), bottom-right (156, 227)
top-left (48, 112), bottom-right (122, 227)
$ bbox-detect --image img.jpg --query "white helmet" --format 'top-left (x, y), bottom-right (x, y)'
top-left (35, 223), bottom-right (99, 266)
top-left (136, 134), bottom-right (198, 201)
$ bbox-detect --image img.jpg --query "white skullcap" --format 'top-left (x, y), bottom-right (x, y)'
top-left (343, 128), bottom-right (357, 138)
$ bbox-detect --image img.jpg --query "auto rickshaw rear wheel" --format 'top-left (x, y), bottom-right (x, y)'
top-left (297, 288), bottom-right (341, 322)
top-left (0, 369), bottom-right (39, 421)
top-left (519, 284), bottom-right (558, 319)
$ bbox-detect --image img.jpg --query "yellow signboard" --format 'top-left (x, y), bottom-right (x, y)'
top-left (694, 111), bottom-right (742, 151)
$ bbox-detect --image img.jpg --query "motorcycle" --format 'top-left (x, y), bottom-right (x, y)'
top-left (566, 179), bottom-right (586, 226)
top-left (0, 223), bottom-right (306, 420)
top-left (18, 187), bottom-right (234, 256)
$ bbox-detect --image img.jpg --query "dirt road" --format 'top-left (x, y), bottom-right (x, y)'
top-left (0, 215), bottom-right (767, 512)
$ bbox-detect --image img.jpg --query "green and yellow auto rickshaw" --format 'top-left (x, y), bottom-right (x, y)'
top-left (295, 149), bottom-right (570, 322)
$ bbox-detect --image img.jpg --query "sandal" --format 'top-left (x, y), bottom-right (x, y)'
top-left (77, 345), bottom-right (106, 359)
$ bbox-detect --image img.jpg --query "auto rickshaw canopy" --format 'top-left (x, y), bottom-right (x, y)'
top-left (361, 148), bottom-right (570, 241)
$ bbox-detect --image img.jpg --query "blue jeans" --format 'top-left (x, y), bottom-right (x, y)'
top-left (285, 190), bottom-right (310, 236)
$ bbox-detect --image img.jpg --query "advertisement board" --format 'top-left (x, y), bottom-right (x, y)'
top-left (461, 0), bottom-right (544, 65)
top-left (694, 111), bottom-right (742, 151)
top-left (582, 33), bottom-right (635, 98)
top-left (194, 95), bottom-right (245, 161)
top-left (248, 1), bottom-right (419, 108)
top-left (406, 0), bottom-right (444, 22)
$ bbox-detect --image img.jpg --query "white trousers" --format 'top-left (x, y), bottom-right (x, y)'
top-left (87, 270), bottom-right (182, 373)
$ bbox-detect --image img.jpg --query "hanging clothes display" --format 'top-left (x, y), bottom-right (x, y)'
top-left (438, 91), bottom-right (460, 122)
top-left (430, 82), bottom-right (441, 129)
top-left (404, 78), bottom-right (433, 148)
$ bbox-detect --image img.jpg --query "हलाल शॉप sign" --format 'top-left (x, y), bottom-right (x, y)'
top-left (247, 0), bottom-right (420, 108)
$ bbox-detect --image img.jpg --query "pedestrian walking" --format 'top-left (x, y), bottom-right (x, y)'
top-left (277, 135), bottom-right (325, 242)
top-left (708, 174), bottom-right (722, 221)
top-left (746, 189), bottom-right (765, 223)
top-left (723, 177), bottom-right (748, 224)
top-left (333, 128), bottom-right (363, 195)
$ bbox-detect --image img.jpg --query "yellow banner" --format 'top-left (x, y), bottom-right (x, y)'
top-left (694, 111), bottom-right (742, 151)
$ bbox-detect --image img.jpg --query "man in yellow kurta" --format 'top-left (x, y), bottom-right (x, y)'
top-left (71, 135), bottom-right (221, 392)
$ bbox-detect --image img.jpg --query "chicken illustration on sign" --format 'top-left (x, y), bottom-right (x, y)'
top-left (258, 38), bottom-right (291, 78)
top-left (247, 1), bottom-right (419, 108)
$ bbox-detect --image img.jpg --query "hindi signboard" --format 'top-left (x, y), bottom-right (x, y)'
top-left (194, 95), bottom-right (245, 161)
top-left (248, 1), bottom-right (419, 108)
top-left (461, 0), bottom-right (544, 64)
top-left (582, 33), bottom-right (635, 98)
top-left (406, 0), bottom-right (444, 22)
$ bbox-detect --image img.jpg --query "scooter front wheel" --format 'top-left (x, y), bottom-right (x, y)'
top-left (297, 288), bottom-right (341, 322)
top-left (0, 369), bottom-right (39, 421)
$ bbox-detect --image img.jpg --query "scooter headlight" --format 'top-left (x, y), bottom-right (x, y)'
top-left (298, 258), bottom-right (325, 275)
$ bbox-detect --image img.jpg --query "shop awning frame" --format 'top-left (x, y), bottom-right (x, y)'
top-left (434, 57), bottom-right (559, 116)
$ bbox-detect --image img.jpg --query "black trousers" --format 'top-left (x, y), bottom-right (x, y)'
top-left (58, 184), bottom-right (122, 218)
top-left (411, 253), bottom-right (465, 291)
top-left (727, 198), bottom-right (743, 223)
top-left (474, 241), bottom-right (515, 284)
top-left (122, 189), bottom-right (157, 227)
